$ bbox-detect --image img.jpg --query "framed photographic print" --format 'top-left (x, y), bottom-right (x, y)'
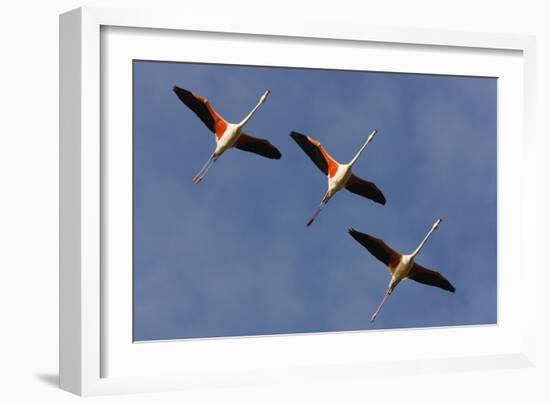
top-left (60, 6), bottom-right (537, 396)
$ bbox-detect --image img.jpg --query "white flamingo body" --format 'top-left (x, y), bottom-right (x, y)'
top-left (327, 164), bottom-right (353, 197)
top-left (389, 255), bottom-right (414, 289)
top-left (214, 123), bottom-right (242, 156)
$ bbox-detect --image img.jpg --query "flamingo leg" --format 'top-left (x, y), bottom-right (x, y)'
top-left (193, 154), bottom-right (216, 184)
top-left (306, 192), bottom-right (329, 227)
top-left (370, 289), bottom-right (391, 323)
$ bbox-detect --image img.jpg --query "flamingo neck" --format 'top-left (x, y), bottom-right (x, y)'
top-left (349, 129), bottom-right (377, 167)
top-left (237, 99), bottom-right (264, 129)
top-left (411, 227), bottom-right (436, 258)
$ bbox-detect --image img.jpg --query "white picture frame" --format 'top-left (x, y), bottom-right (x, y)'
top-left (59, 6), bottom-right (537, 396)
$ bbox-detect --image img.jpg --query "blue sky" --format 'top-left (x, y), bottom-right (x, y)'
top-left (133, 60), bottom-right (497, 341)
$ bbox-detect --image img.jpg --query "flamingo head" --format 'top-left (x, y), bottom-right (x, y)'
top-left (260, 89), bottom-right (270, 103)
top-left (366, 129), bottom-right (378, 144)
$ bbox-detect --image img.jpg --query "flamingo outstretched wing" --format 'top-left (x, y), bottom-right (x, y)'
top-left (235, 133), bottom-right (282, 159)
top-left (290, 131), bottom-right (339, 177)
top-left (173, 86), bottom-right (228, 139)
top-left (407, 263), bottom-right (456, 292)
top-left (348, 228), bottom-right (401, 271)
top-left (345, 174), bottom-right (386, 205)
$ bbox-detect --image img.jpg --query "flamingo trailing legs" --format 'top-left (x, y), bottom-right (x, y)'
top-left (173, 86), bottom-right (282, 184)
top-left (290, 130), bottom-right (386, 226)
top-left (348, 219), bottom-right (455, 322)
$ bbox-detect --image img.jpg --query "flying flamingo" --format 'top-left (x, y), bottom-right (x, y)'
top-left (173, 86), bottom-right (282, 184)
top-left (290, 131), bottom-right (386, 226)
top-left (348, 219), bottom-right (455, 323)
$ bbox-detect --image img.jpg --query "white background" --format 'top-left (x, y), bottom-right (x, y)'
top-left (1, 0), bottom-right (548, 402)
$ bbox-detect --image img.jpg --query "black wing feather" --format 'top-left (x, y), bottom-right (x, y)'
top-left (235, 133), bottom-right (282, 159)
top-left (408, 263), bottom-right (456, 293)
top-left (348, 228), bottom-right (399, 266)
top-left (172, 86), bottom-right (215, 132)
top-left (290, 131), bottom-right (328, 175)
top-left (346, 175), bottom-right (386, 205)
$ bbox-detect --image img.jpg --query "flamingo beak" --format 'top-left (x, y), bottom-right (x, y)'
top-left (367, 129), bottom-right (378, 144)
